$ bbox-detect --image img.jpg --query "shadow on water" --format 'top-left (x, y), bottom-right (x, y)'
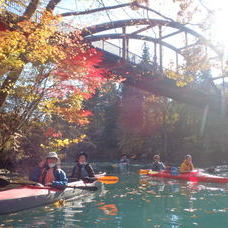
top-left (1, 163), bottom-right (228, 227)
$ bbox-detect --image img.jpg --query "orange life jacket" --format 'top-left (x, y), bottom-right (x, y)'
top-left (39, 168), bottom-right (55, 185)
top-left (180, 160), bottom-right (194, 173)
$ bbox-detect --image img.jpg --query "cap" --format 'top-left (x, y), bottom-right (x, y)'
top-left (185, 154), bottom-right (192, 159)
top-left (153, 154), bottom-right (160, 159)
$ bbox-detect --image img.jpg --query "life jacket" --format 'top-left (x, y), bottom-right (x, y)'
top-left (180, 160), bottom-right (194, 172)
top-left (39, 167), bottom-right (56, 185)
top-left (71, 163), bottom-right (94, 180)
top-left (151, 161), bottom-right (165, 171)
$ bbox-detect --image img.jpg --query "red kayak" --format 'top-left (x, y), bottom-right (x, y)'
top-left (146, 170), bottom-right (228, 183)
top-left (0, 180), bottom-right (101, 215)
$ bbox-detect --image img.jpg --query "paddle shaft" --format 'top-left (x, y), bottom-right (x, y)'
top-left (0, 178), bottom-right (97, 191)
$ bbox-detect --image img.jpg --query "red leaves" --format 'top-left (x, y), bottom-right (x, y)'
top-left (44, 128), bottom-right (62, 138)
top-left (52, 46), bottom-right (108, 100)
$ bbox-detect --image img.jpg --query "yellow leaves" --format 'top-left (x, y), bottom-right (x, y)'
top-left (182, 45), bottom-right (211, 72)
top-left (0, 11), bottom-right (65, 73)
top-left (165, 69), bottom-right (193, 87)
top-left (41, 134), bottom-right (87, 150)
top-left (165, 112), bottom-right (180, 125)
top-left (0, 30), bottom-right (26, 70)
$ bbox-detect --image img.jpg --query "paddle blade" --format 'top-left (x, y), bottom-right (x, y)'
top-left (97, 176), bottom-right (119, 184)
top-left (139, 169), bottom-right (150, 175)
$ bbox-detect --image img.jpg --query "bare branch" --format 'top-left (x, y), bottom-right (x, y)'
top-left (60, 3), bottom-right (130, 17)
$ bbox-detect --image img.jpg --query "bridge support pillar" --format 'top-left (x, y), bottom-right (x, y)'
top-left (122, 27), bottom-right (128, 60)
top-left (159, 26), bottom-right (163, 72)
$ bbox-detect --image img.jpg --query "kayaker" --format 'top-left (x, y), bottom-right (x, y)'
top-left (71, 152), bottom-right (96, 183)
top-left (120, 154), bottom-right (130, 164)
top-left (29, 152), bottom-right (68, 188)
top-left (180, 154), bottom-right (194, 173)
top-left (151, 155), bottom-right (166, 171)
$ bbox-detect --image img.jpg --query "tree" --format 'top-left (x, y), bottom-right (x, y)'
top-left (141, 42), bottom-right (151, 64)
top-left (0, 1), bottom-right (114, 167)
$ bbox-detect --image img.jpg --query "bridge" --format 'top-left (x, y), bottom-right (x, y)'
top-left (2, 1), bottom-right (227, 115)
top-left (60, 2), bottom-right (227, 116)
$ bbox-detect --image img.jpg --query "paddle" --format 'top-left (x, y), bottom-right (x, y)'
top-left (69, 176), bottom-right (119, 184)
top-left (0, 178), bottom-right (37, 188)
top-left (0, 178), bottom-right (98, 191)
top-left (139, 169), bottom-right (150, 175)
top-left (96, 176), bottom-right (119, 184)
top-left (139, 169), bottom-right (163, 175)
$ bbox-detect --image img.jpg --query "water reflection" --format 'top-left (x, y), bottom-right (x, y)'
top-left (139, 175), bottom-right (228, 227)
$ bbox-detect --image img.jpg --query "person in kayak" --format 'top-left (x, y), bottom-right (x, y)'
top-left (120, 154), bottom-right (130, 164)
top-left (29, 152), bottom-right (68, 189)
top-left (151, 155), bottom-right (166, 171)
top-left (180, 155), bottom-right (194, 173)
top-left (71, 152), bottom-right (96, 183)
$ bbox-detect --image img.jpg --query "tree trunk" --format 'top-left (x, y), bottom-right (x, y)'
top-left (0, 69), bottom-right (22, 108)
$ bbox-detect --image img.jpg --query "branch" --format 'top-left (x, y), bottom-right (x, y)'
top-left (46, 0), bottom-right (62, 12)
top-left (136, 3), bottom-right (174, 22)
top-left (60, 3), bottom-right (131, 17)
top-left (0, 69), bottom-right (23, 108)
top-left (22, 0), bottom-right (40, 20)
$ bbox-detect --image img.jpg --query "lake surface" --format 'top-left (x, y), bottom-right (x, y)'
top-left (1, 163), bottom-right (228, 227)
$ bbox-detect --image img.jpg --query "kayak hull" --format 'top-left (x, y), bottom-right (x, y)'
top-left (0, 180), bottom-right (101, 215)
top-left (146, 170), bottom-right (228, 183)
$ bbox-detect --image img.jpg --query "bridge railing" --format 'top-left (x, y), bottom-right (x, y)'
top-left (92, 40), bottom-right (164, 73)
top-left (92, 40), bottom-right (150, 65)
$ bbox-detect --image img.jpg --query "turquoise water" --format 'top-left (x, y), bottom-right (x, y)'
top-left (1, 163), bottom-right (228, 227)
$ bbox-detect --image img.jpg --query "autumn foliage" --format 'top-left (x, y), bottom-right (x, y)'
top-left (0, 8), bottom-right (111, 163)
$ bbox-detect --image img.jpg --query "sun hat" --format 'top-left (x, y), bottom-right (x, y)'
top-left (46, 152), bottom-right (59, 160)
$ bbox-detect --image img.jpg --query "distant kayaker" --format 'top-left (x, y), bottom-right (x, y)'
top-left (151, 155), bottom-right (166, 171)
top-left (119, 154), bottom-right (130, 164)
top-left (29, 152), bottom-right (68, 188)
top-left (180, 155), bottom-right (194, 173)
top-left (71, 152), bottom-right (96, 183)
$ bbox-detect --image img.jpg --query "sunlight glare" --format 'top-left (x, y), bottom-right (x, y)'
top-left (210, 0), bottom-right (228, 51)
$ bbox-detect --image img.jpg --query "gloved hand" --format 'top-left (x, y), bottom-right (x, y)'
top-left (82, 177), bottom-right (91, 183)
top-left (35, 183), bottom-right (44, 187)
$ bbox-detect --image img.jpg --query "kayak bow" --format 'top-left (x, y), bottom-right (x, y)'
top-left (0, 180), bottom-right (101, 215)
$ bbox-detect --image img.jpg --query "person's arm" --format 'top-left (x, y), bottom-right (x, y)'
top-left (179, 162), bottom-right (185, 173)
top-left (70, 166), bottom-right (76, 178)
top-left (52, 169), bottom-right (68, 188)
top-left (161, 162), bottom-right (166, 170)
top-left (82, 164), bottom-right (96, 183)
top-left (29, 167), bottom-right (41, 182)
top-left (86, 164), bottom-right (95, 177)
top-left (190, 162), bottom-right (194, 170)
